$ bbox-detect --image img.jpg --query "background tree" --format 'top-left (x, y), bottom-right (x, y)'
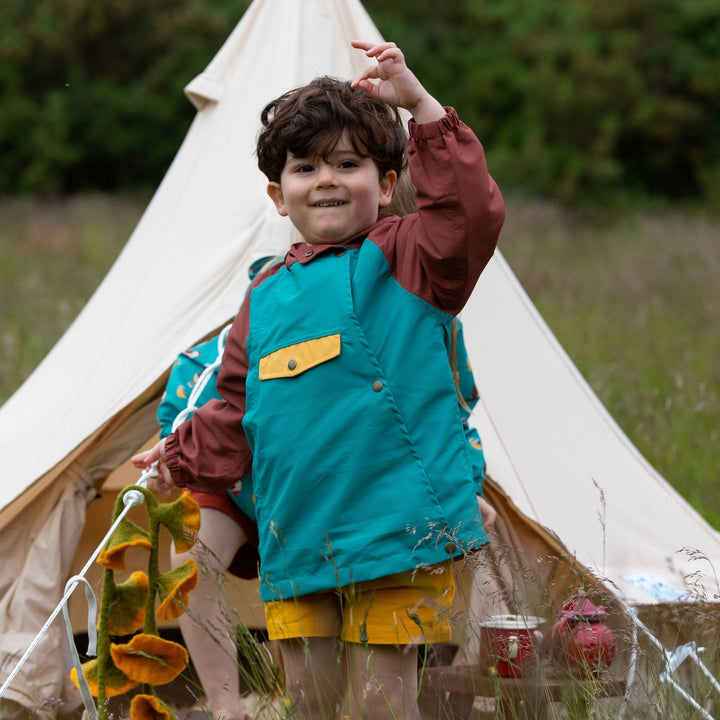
top-left (0, 0), bottom-right (250, 194)
top-left (1, 0), bottom-right (719, 203)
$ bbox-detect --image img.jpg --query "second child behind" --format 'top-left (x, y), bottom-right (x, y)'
top-left (134, 41), bottom-right (504, 720)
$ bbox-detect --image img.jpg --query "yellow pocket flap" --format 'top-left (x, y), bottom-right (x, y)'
top-left (259, 334), bottom-right (341, 380)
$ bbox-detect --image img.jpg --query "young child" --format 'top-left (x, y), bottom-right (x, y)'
top-left (134, 40), bottom-right (504, 720)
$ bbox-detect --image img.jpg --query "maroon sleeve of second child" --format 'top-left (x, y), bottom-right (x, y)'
top-left (164, 299), bottom-right (254, 493)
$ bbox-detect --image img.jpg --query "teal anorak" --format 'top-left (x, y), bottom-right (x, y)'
top-left (244, 241), bottom-right (489, 601)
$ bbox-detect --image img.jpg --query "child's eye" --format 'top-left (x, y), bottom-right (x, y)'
top-left (295, 164), bottom-right (314, 174)
top-left (338, 160), bottom-right (359, 169)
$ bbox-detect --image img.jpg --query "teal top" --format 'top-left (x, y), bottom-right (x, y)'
top-left (157, 314), bottom-right (487, 555)
top-left (244, 241), bottom-right (489, 601)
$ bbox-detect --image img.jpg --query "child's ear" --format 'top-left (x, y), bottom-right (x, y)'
top-left (267, 182), bottom-right (288, 217)
top-left (378, 170), bottom-right (398, 209)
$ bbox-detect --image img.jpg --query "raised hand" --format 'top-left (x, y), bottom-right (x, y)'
top-left (351, 40), bottom-right (445, 123)
top-left (131, 439), bottom-right (175, 497)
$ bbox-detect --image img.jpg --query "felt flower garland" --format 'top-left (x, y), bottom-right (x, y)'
top-left (71, 485), bottom-right (200, 720)
top-left (156, 560), bottom-right (199, 623)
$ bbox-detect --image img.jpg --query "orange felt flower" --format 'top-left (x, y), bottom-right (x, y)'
top-left (97, 518), bottom-right (152, 570)
top-left (156, 560), bottom-right (198, 622)
top-left (111, 634), bottom-right (188, 685)
top-left (130, 693), bottom-right (175, 720)
top-left (152, 492), bottom-right (200, 553)
top-left (70, 657), bottom-right (138, 698)
top-left (104, 571), bottom-right (149, 635)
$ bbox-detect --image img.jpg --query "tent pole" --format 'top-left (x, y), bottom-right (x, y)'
top-left (619, 605), bottom-right (718, 720)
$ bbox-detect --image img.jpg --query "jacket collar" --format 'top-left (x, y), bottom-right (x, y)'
top-left (284, 214), bottom-right (395, 266)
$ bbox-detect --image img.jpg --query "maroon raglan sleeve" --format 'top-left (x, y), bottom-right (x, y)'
top-left (371, 107), bottom-right (504, 315)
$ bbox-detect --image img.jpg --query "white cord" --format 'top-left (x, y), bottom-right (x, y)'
top-left (170, 324), bottom-right (232, 433)
top-left (62, 576), bottom-right (98, 720)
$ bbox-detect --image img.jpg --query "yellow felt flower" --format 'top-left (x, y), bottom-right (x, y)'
top-left (152, 492), bottom-right (200, 553)
top-left (156, 560), bottom-right (198, 622)
top-left (111, 634), bottom-right (188, 685)
top-left (97, 518), bottom-right (152, 570)
top-left (130, 693), bottom-right (175, 720)
top-left (104, 571), bottom-right (149, 635)
top-left (70, 657), bottom-right (138, 698)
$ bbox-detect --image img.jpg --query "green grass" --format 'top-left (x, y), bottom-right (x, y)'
top-left (0, 193), bottom-right (147, 400)
top-left (0, 193), bottom-right (718, 531)
top-left (500, 196), bottom-right (720, 530)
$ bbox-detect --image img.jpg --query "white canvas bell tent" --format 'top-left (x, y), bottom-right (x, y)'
top-left (1, 0), bottom-right (720, 715)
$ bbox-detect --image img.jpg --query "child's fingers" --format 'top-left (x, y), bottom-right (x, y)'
top-left (353, 79), bottom-right (383, 100)
top-left (149, 474), bottom-right (173, 498)
top-left (374, 46), bottom-right (404, 66)
top-left (351, 51), bottom-right (407, 92)
top-left (351, 40), bottom-right (404, 67)
top-left (131, 440), bottom-right (164, 469)
top-left (131, 449), bottom-right (155, 468)
top-left (351, 39), bottom-right (396, 54)
top-left (353, 63), bottom-right (380, 80)
top-left (132, 439), bottom-right (173, 497)
top-left (351, 65), bottom-right (379, 88)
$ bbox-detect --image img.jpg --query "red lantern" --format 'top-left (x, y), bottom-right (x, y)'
top-left (552, 590), bottom-right (616, 676)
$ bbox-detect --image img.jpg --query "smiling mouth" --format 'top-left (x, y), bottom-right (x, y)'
top-left (314, 201), bottom-right (346, 207)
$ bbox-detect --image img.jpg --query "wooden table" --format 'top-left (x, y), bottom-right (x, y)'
top-left (421, 664), bottom-right (627, 719)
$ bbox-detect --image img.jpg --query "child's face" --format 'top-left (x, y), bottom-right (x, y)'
top-left (267, 132), bottom-right (397, 246)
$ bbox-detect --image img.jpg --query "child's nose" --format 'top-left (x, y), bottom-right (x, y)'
top-left (316, 163), bottom-right (337, 186)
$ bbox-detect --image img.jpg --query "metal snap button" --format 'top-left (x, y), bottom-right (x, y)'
top-left (335, 249), bottom-right (346, 257)
top-left (287, 359), bottom-right (297, 370)
top-left (372, 380), bottom-right (383, 392)
top-left (444, 542), bottom-right (457, 554)
top-left (304, 249), bottom-right (314, 257)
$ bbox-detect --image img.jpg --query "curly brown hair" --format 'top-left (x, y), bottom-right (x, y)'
top-left (256, 76), bottom-right (407, 183)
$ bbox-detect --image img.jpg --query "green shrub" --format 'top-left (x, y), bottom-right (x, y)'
top-left (0, 0), bottom-right (248, 194)
top-left (365, 0), bottom-right (720, 203)
top-left (1, 0), bottom-right (719, 203)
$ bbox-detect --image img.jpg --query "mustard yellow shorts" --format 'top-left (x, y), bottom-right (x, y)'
top-left (265, 561), bottom-right (454, 645)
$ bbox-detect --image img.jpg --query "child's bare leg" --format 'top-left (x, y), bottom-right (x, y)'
top-left (172, 507), bottom-right (248, 719)
top-left (279, 636), bottom-right (345, 720)
top-left (346, 642), bottom-right (421, 720)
